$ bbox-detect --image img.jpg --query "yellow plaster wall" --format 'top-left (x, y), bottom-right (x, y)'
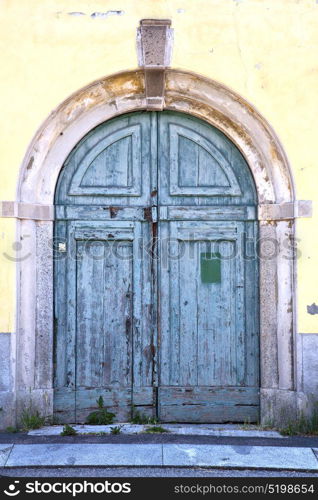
top-left (0, 0), bottom-right (317, 333)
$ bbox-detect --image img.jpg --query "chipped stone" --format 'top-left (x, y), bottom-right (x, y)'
top-left (91, 11), bottom-right (124, 19)
top-left (68, 12), bottom-right (85, 17)
top-left (307, 303), bottom-right (318, 315)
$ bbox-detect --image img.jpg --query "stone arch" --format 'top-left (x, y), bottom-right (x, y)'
top-left (13, 69), bottom-right (303, 425)
top-left (18, 70), bottom-right (294, 205)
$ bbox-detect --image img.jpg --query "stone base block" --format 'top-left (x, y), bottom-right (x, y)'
top-left (261, 388), bottom-right (318, 427)
top-left (0, 391), bottom-right (16, 429)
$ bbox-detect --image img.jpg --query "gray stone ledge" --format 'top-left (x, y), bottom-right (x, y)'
top-left (258, 201), bottom-right (312, 220)
top-left (0, 201), bottom-right (54, 220)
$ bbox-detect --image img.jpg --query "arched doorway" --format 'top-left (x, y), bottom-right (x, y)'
top-left (14, 70), bottom-right (300, 427)
top-left (53, 110), bottom-right (259, 423)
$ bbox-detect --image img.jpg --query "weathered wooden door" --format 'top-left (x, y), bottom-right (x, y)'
top-left (54, 111), bottom-right (259, 423)
top-left (54, 113), bottom-right (157, 422)
top-left (157, 113), bottom-right (259, 422)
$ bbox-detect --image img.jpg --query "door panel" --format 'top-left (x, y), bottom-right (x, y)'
top-left (158, 112), bottom-right (256, 206)
top-left (54, 220), bottom-right (155, 423)
top-left (159, 387), bottom-right (259, 423)
top-left (168, 124), bottom-right (241, 196)
top-left (75, 230), bottom-right (133, 421)
top-left (55, 112), bottom-right (156, 207)
top-left (69, 125), bottom-right (142, 196)
top-left (158, 220), bottom-right (258, 422)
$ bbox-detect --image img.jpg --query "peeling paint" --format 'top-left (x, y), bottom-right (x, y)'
top-left (307, 303), bottom-right (318, 315)
top-left (91, 11), bottom-right (124, 19)
top-left (109, 206), bottom-right (119, 219)
top-left (26, 156), bottom-right (34, 171)
top-left (68, 12), bottom-right (85, 17)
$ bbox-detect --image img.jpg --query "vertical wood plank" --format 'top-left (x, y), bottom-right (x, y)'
top-left (179, 240), bottom-right (198, 386)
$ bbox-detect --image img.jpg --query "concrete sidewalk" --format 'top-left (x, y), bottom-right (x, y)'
top-left (1, 425), bottom-right (318, 472)
top-left (1, 443), bottom-right (318, 471)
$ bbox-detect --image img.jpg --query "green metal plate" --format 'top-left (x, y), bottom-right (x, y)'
top-left (200, 252), bottom-right (221, 283)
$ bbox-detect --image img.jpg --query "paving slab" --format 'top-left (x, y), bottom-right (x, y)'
top-left (0, 444), bottom-right (13, 466)
top-left (6, 444), bottom-right (162, 467)
top-left (162, 444), bottom-right (318, 470)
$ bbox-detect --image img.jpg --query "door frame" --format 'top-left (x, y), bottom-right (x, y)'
top-left (10, 69), bottom-right (307, 425)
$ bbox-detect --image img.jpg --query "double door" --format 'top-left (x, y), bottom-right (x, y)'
top-left (54, 111), bottom-right (259, 423)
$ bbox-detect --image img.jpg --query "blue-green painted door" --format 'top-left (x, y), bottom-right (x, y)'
top-left (54, 111), bottom-right (259, 423)
top-left (54, 113), bottom-right (157, 422)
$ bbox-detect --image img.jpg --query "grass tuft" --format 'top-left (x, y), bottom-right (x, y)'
top-left (60, 424), bottom-right (77, 436)
top-left (6, 426), bottom-right (18, 433)
top-left (145, 426), bottom-right (169, 433)
top-left (130, 406), bottom-right (157, 425)
top-left (20, 408), bottom-right (45, 431)
top-left (280, 410), bottom-right (318, 436)
top-left (110, 425), bottom-right (123, 435)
